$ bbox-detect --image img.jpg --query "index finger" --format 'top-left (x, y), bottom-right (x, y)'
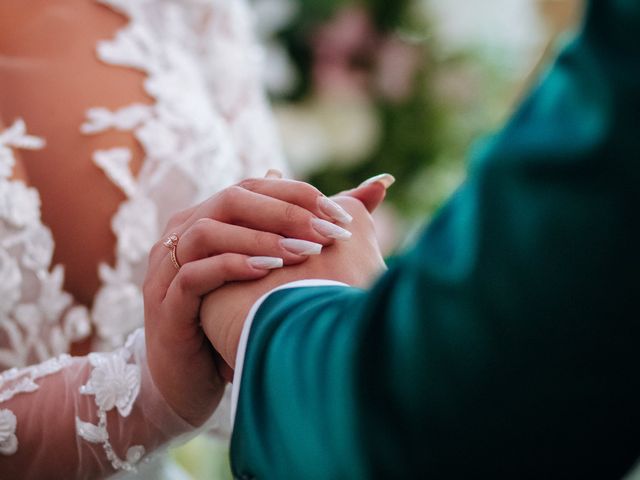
top-left (237, 178), bottom-right (354, 225)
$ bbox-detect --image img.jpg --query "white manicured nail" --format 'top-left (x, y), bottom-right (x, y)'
top-left (311, 218), bottom-right (352, 240)
top-left (318, 196), bottom-right (353, 224)
top-left (248, 256), bottom-right (284, 270)
top-left (280, 238), bottom-right (323, 256)
top-left (359, 173), bottom-right (396, 189)
top-left (264, 168), bottom-right (284, 179)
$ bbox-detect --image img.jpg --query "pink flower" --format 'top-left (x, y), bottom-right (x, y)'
top-left (375, 37), bottom-right (422, 102)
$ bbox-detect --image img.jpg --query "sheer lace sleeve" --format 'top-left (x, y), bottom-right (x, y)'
top-left (0, 121), bottom-right (196, 479)
top-left (0, 330), bottom-right (196, 479)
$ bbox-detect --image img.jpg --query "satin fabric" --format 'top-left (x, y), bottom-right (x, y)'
top-left (231, 0), bottom-right (640, 478)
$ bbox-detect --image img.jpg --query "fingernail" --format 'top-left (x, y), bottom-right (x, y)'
top-left (311, 218), bottom-right (352, 240)
top-left (248, 256), bottom-right (284, 270)
top-left (280, 238), bottom-right (323, 256)
top-left (264, 169), bottom-right (284, 179)
top-left (359, 173), bottom-right (396, 189)
top-left (317, 196), bottom-right (353, 224)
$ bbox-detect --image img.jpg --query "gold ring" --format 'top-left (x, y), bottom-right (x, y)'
top-left (163, 233), bottom-right (181, 270)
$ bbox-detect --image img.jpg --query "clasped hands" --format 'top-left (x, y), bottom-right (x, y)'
top-left (142, 173), bottom-right (391, 426)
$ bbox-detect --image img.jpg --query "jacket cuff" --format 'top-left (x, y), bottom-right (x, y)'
top-left (230, 280), bottom-right (350, 426)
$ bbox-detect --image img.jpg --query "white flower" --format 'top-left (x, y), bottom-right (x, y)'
top-left (0, 119), bottom-right (45, 151)
top-left (49, 326), bottom-right (69, 357)
top-left (93, 148), bottom-right (137, 198)
top-left (126, 445), bottom-right (145, 464)
top-left (38, 266), bottom-right (73, 323)
top-left (0, 119), bottom-right (44, 179)
top-left (0, 409), bottom-right (18, 455)
top-left (97, 23), bottom-right (162, 74)
top-left (13, 304), bottom-right (44, 337)
top-left (81, 104), bottom-right (152, 135)
top-left (112, 198), bottom-right (158, 264)
top-left (76, 418), bottom-right (108, 444)
top-left (92, 282), bottom-right (144, 346)
top-left (0, 146), bottom-right (16, 179)
top-left (83, 352), bottom-right (141, 417)
top-left (0, 180), bottom-right (41, 228)
top-left (21, 225), bottom-right (54, 270)
top-left (63, 306), bottom-right (92, 342)
top-left (135, 119), bottom-right (179, 159)
top-left (0, 249), bottom-right (22, 316)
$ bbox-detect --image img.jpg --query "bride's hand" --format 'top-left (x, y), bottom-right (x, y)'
top-left (200, 191), bottom-right (388, 371)
top-left (143, 177), bottom-right (355, 426)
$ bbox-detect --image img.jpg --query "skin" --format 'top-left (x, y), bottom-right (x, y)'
top-left (143, 181), bottom-right (387, 424)
top-left (0, 0), bottom-right (391, 427)
top-left (0, 0), bottom-right (354, 425)
top-left (0, 0), bottom-right (150, 309)
top-left (200, 194), bottom-right (388, 371)
top-left (142, 179), bottom-right (357, 425)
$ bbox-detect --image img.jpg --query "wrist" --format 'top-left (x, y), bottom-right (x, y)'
top-left (223, 309), bottom-right (246, 369)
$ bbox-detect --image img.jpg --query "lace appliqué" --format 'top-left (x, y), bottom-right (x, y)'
top-left (0, 120), bottom-right (92, 456)
top-left (0, 2), bottom-right (286, 465)
top-left (0, 121), bottom-right (92, 369)
top-left (84, 0), bottom-right (286, 351)
top-left (0, 353), bottom-right (74, 455)
top-left (0, 409), bottom-right (17, 455)
top-left (76, 330), bottom-right (145, 473)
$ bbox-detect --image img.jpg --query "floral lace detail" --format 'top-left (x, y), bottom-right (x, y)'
top-left (0, 0), bottom-right (285, 469)
top-left (0, 121), bottom-right (92, 369)
top-left (85, 0), bottom-right (286, 351)
top-left (0, 354), bottom-right (73, 403)
top-left (76, 330), bottom-right (145, 473)
top-left (0, 1), bottom-right (284, 365)
top-left (0, 353), bottom-right (73, 456)
top-left (0, 120), bottom-right (45, 179)
top-left (0, 410), bottom-right (17, 455)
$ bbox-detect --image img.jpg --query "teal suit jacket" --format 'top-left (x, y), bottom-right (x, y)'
top-left (231, 1), bottom-right (640, 478)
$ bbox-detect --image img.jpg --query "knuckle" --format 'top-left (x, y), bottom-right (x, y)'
top-left (189, 218), bottom-right (215, 243)
top-left (252, 229), bottom-right (272, 249)
top-left (216, 253), bottom-right (240, 276)
top-left (237, 178), bottom-right (260, 191)
top-left (283, 202), bottom-right (303, 224)
top-left (223, 185), bottom-right (245, 203)
top-left (336, 196), bottom-right (368, 216)
top-left (334, 196), bottom-right (375, 229)
top-left (176, 265), bottom-right (197, 292)
top-left (295, 181), bottom-right (322, 199)
top-left (149, 241), bottom-right (164, 260)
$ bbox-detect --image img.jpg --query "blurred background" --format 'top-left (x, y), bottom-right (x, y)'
top-left (261, 0), bottom-right (583, 255)
top-left (169, 0), bottom-right (583, 478)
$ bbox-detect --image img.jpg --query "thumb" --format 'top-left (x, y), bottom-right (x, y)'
top-left (335, 174), bottom-right (395, 213)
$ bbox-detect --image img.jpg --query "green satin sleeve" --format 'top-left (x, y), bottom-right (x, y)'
top-left (231, 1), bottom-right (640, 478)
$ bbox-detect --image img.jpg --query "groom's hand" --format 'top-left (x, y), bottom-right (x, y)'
top-left (200, 195), bottom-right (387, 370)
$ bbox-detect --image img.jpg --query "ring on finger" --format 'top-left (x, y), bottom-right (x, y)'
top-left (163, 233), bottom-right (182, 270)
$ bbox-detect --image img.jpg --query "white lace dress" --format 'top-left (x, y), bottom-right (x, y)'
top-left (0, 0), bottom-right (285, 477)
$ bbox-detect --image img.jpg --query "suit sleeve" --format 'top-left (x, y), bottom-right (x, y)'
top-left (231, 2), bottom-right (640, 479)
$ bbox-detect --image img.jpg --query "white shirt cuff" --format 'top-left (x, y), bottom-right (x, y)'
top-left (230, 279), bottom-right (350, 426)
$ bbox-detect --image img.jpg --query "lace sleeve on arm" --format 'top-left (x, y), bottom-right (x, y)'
top-left (0, 121), bottom-right (196, 479)
top-left (0, 329), bottom-right (195, 479)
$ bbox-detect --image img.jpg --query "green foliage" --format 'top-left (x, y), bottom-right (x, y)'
top-left (308, 72), bottom-right (445, 217)
top-left (270, 0), bottom-right (519, 227)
